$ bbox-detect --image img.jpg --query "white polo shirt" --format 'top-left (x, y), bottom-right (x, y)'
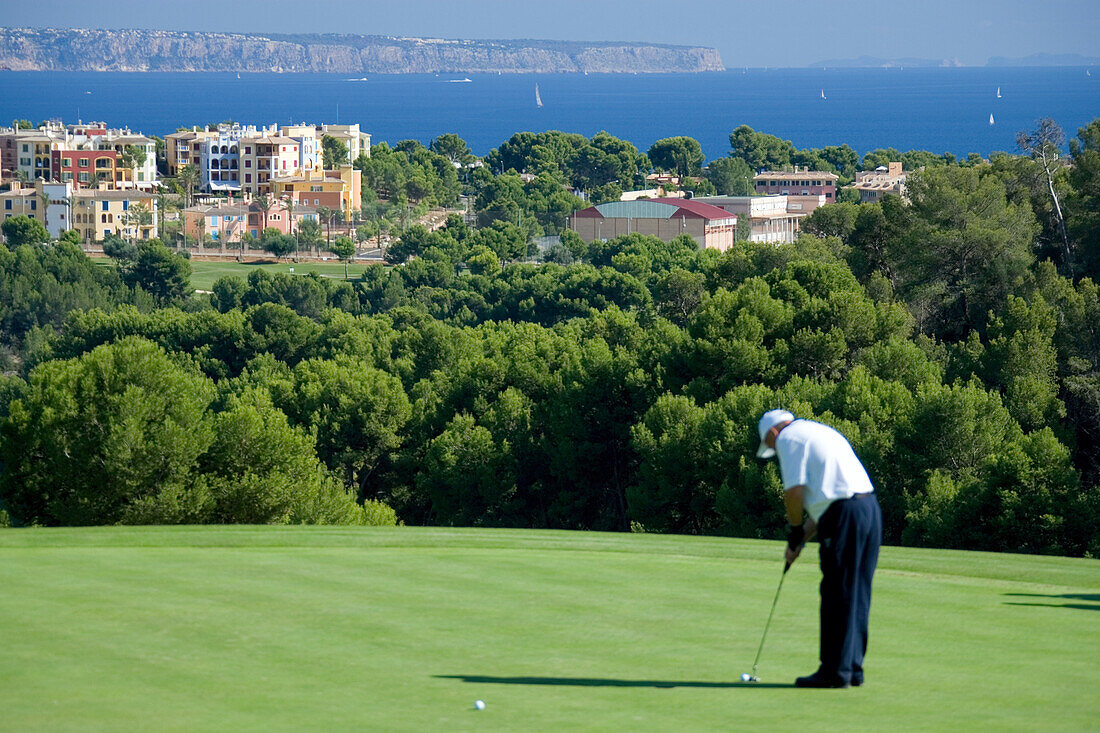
top-left (775, 419), bottom-right (874, 522)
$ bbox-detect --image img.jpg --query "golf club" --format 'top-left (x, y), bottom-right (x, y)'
top-left (743, 560), bottom-right (790, 683)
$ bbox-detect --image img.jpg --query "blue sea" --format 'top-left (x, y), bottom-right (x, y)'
top-left (1, 68), bottom-right (1097, 159)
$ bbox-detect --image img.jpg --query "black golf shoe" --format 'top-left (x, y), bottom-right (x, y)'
top-left (794, 671), bottom-right (849, 688)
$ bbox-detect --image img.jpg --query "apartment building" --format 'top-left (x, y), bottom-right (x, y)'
top-left (1, 121), bottom-right (156, 189)
top-left (181, 197), bottom-right (318, 243)
top-left (165, 128), bottom-right (217, 175)
top-left (280, 124), bottom-right (323, 172)
top-left (1, 129), bottom-right (46, 182)
top-left (96, 133), bottom-right (157, 189)
top-left (70, 189), bottom-right (159, 243)
top-left (851, 161), bottom-right (908, 203)
top-left (14, 134), bottom-right (59, 182)
top-left (754, 167), bottom-right (839, 207)
top-left (696, 194), bottom-right (811, 244)
top-left (238, 136), bottom-right (300, 196)
top-left (196, 125), bottom-right (257, 194)
top-left (317, 123), bottom-right (371, 164)
top-left (271, 166), bottom-right (361, 212)
top-left (51, 149), bottom-right (118, 187)
top-left (0, 185), bottom-right (42, 222)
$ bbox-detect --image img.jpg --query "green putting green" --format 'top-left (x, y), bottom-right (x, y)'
top-left (1, 527), bottom-right (1096, 731)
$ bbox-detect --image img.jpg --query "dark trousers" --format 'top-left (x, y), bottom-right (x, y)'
top-left (816, 492), bottom-right (882, 684)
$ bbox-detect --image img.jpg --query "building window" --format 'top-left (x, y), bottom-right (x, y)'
top-left (102, 201), bottom-right (109, 211)
top-left (79, 172), bottom-right (89, 183)
top-left (30, 200), bottom-right (36, 210)
top-left (245, 174), bottom-right (252, 183)
top-left (79, 158), bottom-right (90, 167)
top-left (62, 157), bottom-right (71, 167)
top-left (3, 201), bottom-right (10, 210)
top-left (245, 160), bottom-right (251, 168)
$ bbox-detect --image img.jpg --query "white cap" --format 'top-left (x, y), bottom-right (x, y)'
top-left (756, 409), bottom-right (794, 459)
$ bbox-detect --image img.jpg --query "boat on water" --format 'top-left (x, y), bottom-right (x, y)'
top-left (989, 113), bottom-right (995, 125)
top-left (447, 77), bottom-right (472, 83)
top-left (535, 83), bottom-right (543, 108)
top-left (996, 86), bottom-right (1002, 98)
top-left (820, 89), bottom-right (826, 100)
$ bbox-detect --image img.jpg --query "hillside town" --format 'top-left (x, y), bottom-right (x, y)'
top-left (0, 117), bottom-right (915, 258)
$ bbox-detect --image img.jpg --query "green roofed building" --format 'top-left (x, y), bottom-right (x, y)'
top-left (570, 197), bottom-right (736, 251)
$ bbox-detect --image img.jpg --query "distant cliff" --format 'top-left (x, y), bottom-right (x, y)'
top-left (0, 28), bottom-right (724, 74)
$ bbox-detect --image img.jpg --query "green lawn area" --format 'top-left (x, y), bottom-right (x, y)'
top-left (188, 260), bottom-right (374, 292)
top-left (1, 527), bottom-right (1097, 731)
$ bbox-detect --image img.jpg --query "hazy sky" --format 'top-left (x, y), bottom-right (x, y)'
top-left (10, 0), bottom-right (1100, 67)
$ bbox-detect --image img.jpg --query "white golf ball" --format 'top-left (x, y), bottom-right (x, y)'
top-left (474, 700), bottom-right (486, 711)
top-left (741, 673), bottom-right (752, 682)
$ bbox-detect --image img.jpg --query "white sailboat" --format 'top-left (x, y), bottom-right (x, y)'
top-left (996, 86), bottom-right (1001, 98)
top-left (820, 89), bottom-right (826, 100)
top-left (989, 113), bottom-right (995, 126)
top-left (535, 83), bottom-right (543, 108)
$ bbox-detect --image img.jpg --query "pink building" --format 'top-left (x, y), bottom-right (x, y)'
top-left (754, 167), bottom-right (839, 202)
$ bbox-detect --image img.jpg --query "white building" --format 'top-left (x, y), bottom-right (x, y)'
top-left (696, 195), bottom-right (807, 244)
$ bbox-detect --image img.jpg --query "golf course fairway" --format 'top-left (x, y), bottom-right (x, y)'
top-left (1, 526), bottom-right (1096, 731)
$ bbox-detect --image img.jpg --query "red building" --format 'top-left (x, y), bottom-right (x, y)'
top-left (51, 149), bottom-right (119, 187)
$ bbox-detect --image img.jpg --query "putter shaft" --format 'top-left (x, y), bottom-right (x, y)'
top-left (750, 561), bottom-right (789, 677)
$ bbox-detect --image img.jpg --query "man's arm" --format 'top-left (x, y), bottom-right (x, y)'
top-left (783, 485), bottom-right (816, 565)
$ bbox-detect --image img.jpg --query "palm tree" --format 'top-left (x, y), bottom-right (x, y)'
top-left (316, 205), bottom-right (333, 248)
top-left (119, 144), bottom-right (147, 191)
top-left (177, 164), bottom-right (199, 207)
top-left (254, 193), bottom-right (272, 233)
top-left (122, 202), bottom-right (152, 243)
top-left (37, 189), bottom-right (50, 236)
top-left (154, 188), bottom-right (179, 244)
top-left (282, 195), bottom-right (297, 260)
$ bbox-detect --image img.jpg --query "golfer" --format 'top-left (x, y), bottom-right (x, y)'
top-left (756, 409), bottom-right (882, 688)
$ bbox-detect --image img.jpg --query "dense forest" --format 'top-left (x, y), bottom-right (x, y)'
top-left (1, 119), bottom-right (1098, 557)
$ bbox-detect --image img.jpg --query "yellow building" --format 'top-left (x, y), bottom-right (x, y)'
top-left (0, 185), bottom-right (42, 223)
top-left (165, 129), bottom-right (217, 176)
top-left (70, 190), bottom-right (158, 243)
top-left (270, 166), bottom-right (361, 214)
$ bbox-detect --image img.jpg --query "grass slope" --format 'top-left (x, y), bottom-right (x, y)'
top-left (188, 261), bottom-right (370, 292)
top-left (1, 527), bottom-right (1097, 731)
